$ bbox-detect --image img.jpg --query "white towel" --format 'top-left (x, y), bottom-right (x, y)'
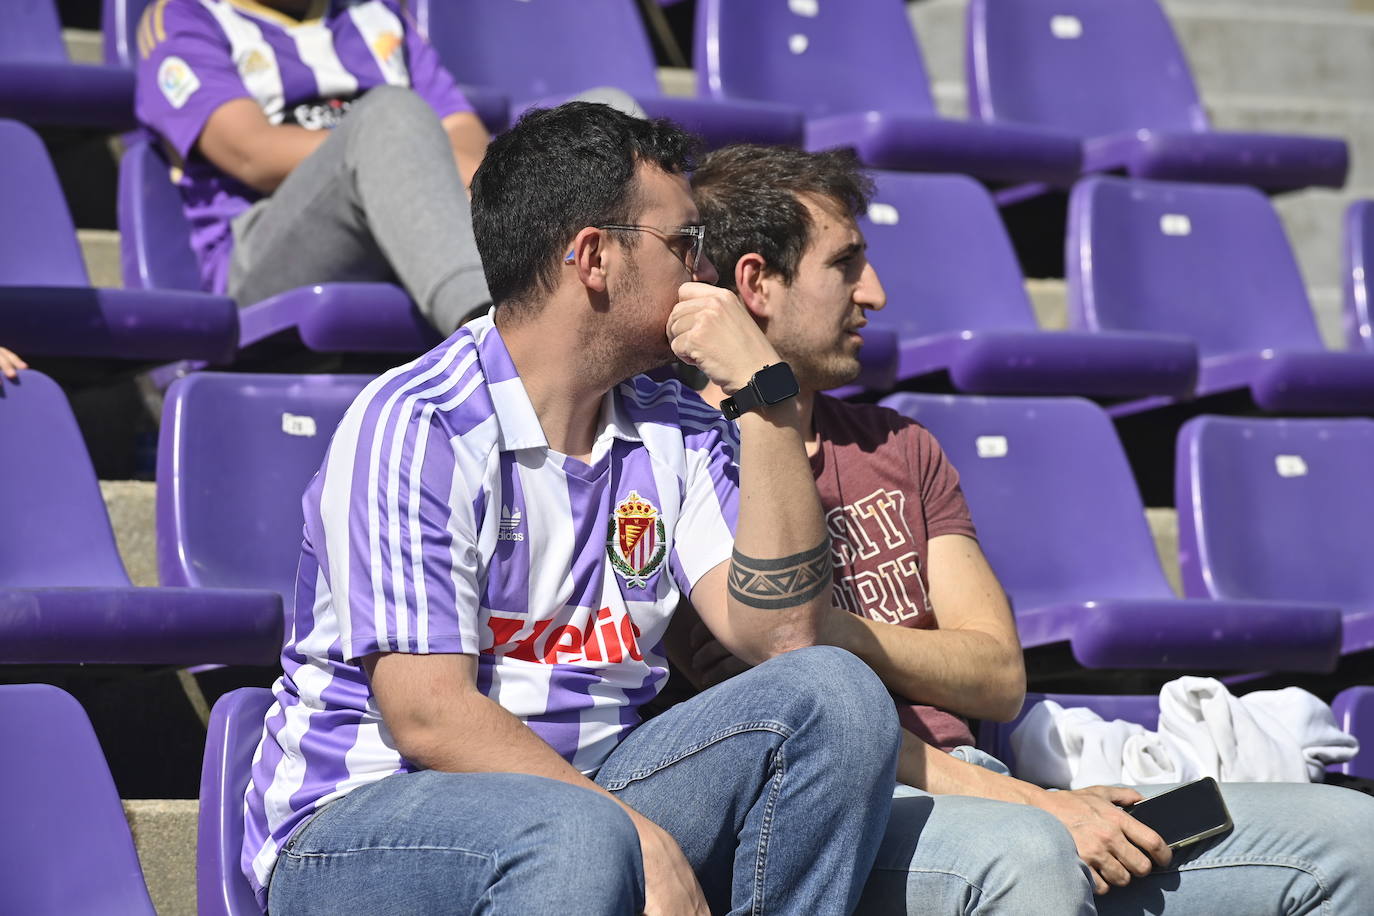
top-left (1008, 679), bottom-right (1357, 788)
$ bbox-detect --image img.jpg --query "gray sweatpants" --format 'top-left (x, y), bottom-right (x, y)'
top-left (227, 85), bottom-right (491, 336)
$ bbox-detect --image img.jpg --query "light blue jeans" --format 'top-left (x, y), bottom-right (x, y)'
top-left (861, 747), bottom-right (1374, 915)
top-left (268, 646), bottom-right (900, 915)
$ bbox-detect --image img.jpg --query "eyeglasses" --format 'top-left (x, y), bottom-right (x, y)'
top-left (597, 223), bottom-right (707, 274)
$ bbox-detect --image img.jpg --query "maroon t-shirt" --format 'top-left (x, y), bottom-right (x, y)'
top-left (811, 394), bottom-right (979, 752)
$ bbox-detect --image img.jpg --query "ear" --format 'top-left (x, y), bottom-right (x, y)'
top-left (566, 227), bottom-right (610, 294)
top-left (734, 252), bottom-right (774, 320)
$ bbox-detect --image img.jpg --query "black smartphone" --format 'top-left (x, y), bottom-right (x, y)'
top-left (1126, 777), bottom-right (1233, 850)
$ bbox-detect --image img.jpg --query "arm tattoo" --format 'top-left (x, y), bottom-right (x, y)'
top-left (728, 539), bottom-right (832, 610)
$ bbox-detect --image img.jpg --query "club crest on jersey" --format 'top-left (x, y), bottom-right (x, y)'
top-left (607, 491), bottom-right (666, 588)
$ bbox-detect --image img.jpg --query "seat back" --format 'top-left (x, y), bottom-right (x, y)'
top-left (695, 0), bottom-right (935, 118)
top-left (0, 371), bottom-right (131, 586)
top-left (978, 691), bottom-right (1160, 774)
top-left (1176, 415), bottom-right (1374, 607)
top-left (199, 687), bottom-right (276, 916)
top-left (0, 0), bottom-right (68, 64)
top-left (416, 0), bottom-right (661, 101)
top-left (967, 0), bottom-right (1206, 134)
top-left (1330, 687), bottom-right (1374, 779)
top-left (158, 372), bottom-right (372, 599)
top-left (0, 120), bottom-right (89, 286)
top-left (118, 138), bottom-right (202, 291)
top-left (102, 0), bottom-right (153, 67)
top-left (0, 684), bottom-right (157, 915)
top-left (1068, 176), bottom-right (1324, 357)
top-left (880, 393), bottom-right (1175, 612)
top-left (1343, 199), bottom-right (1374, 353)
top-left (860, 171), bottom-right (1039, 339)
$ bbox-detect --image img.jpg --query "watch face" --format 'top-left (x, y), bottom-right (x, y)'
top-left (753, 362), bottom-right (800, 404)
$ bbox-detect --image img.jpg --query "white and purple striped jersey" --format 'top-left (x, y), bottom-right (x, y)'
top-left (241, 314), bottom-right (740, 907)
top-left (135, 0), bottom-right (472, 294)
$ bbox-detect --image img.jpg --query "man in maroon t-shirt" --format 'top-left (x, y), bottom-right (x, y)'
top-left (670, 145), bottom-right (1374, 916)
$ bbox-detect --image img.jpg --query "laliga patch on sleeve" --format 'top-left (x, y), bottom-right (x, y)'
top-left (158, 56), bottom-right (201, 110)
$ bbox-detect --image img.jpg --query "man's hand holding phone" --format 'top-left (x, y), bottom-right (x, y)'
top-left (1035, 785), bottom-right (1173, 895)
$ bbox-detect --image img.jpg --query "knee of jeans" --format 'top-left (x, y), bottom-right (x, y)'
top-left (772, 646), bottom-right (900, 747)
top-left (530, 782), bottom-right (640, 860)
top-left (1291, 783), bottom-right (1374, 863)
top-left (987, 804), bottom-right (1084, 884)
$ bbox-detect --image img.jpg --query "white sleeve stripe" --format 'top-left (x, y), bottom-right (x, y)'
top-left (366, 342), bottom-right (473, 655)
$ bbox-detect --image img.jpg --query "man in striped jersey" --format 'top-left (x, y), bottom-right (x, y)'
top-left (135, 0), bottom-right (491, 334)
top-left (243, 103), bottom-right (900, 915)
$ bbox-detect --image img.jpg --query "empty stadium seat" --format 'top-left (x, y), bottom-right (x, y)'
top-left (101, 0), bottom-right (511, 131)
top-left (859, 171), bottom-right (1197, 397)
top-left (1176, 415), bottom-right (1374, 656)
top-left (1068, 176), bottom-right (1374, 415)
top-left (1342, 199), bottom-right (1374, 353)
top-left (416, 0), bottom-right (806, 149)
top-left (0, 120), bottom-right (238, 364)
top-left (0, 369), bottom-right (281, 665)
top-left (118, 138), bottom-right (441, 355)
top-left (695, 0), bottom-right (1081, 190)
top-left (157, 372), bottom-right (372, 600)
top-left (880, 392), bottom-right (1343, 674)
top-left (0, 0), bottom-right (136, 130)
top-left (967, 0), bottom-right (1347, 192)
top-left (0, 684), bottom-right (157, 915)
top-left (198, 686), bottom-right (275, 916)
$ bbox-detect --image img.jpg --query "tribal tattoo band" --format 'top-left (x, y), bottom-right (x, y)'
top-left (727, 539), bottom-right (832, 610)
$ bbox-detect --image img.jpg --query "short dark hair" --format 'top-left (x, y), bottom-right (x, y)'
top-left (470, 102), bottom-right (699, 314)
top-left (691, 145), bottom-right (873, 291)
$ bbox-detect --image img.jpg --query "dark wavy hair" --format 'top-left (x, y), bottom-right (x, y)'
top-left (691, 145), bottom-right (873, 291)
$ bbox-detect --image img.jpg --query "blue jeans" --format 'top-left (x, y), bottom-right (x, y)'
top-left (268, 646), bottom-right (899, 915)
top-left (861, 748), bottom-right (1374, 915)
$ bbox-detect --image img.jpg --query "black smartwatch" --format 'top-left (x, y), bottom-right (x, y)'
top-left (720, 362), bottom-right (800, 420)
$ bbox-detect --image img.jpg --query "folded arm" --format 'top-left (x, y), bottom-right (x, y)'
top-left (828, 534), bottom-right (1024, 721)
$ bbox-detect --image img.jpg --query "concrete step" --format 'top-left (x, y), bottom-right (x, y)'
top-left (910, 0), bottom-right (1374, 105)
top-left (79, 228), bottom-right (123, 289)
top-left (102, 479), bottom-right (158, 586)
top-left (125, 799), bottom-right (197, 916)
top-left (62, 28), bottom-right (104, 66)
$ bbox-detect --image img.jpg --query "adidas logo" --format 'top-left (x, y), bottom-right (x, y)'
top-left (498, 505), bottom-right (524, 541)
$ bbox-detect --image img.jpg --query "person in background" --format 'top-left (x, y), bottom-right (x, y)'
top-left (135, 0), bottom-right (491, 334)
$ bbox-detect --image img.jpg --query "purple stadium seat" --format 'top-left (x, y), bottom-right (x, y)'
top-left (415, 0), bottom-right (806, 149)
top-left (198, 686), bottom-right (275, 916)
top-left (0, 0), bottom-right (136, 131)
top-left (978, 691), bottom-right (1161, 775)
top-left (881, 392), bottom-right (1343, 673)
top-left (0, 684), bottom-right (157, 915)
top-left (1176, 415), bottom-right (1374, 657)
top-left (1069, 176), bottom-right (1374, 415)
top-left (0, 369), bottom-right (282, 665)
top-left (695, 0), bottom-right (1081, 189)
top-left (860, 171), bottom-right (1196, 397)
top-left (101, 0), bottom-right (510, 130)
top-left (967, 0), bottom-right (1347, 192)
top-left (1330, 687), bottom-right (1374, 779)
top-left (158, 372), bottom-right (372, 600)
top-left (1342, 199), bottom-right (1374, 353)
top-left (118, 138), bottom-right (441, 354)
top-left (0, 120), bottom-right (238, 363)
